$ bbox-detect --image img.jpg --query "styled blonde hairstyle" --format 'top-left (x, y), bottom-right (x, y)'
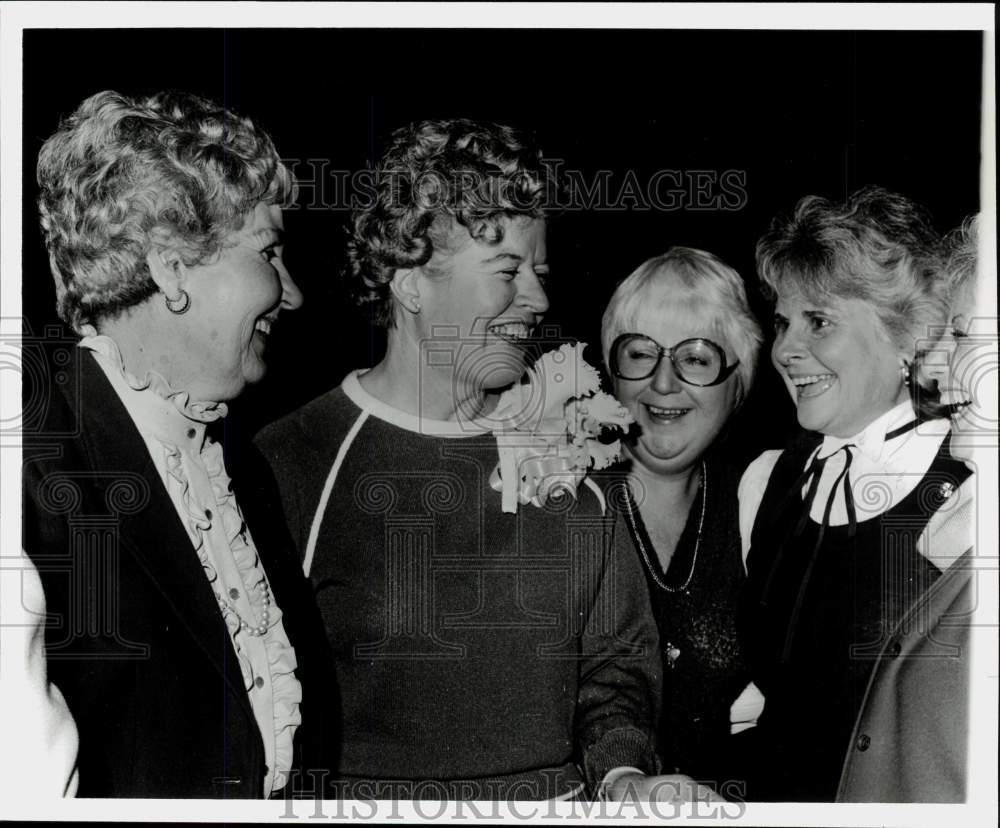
top-left (944, 213), bottom-right (979, 312)
top-left (755, 186), bottom-right (947, 356)
top-left (37, 90), bottom-right (294, 333)
top-left (601, 246), bottom-right (763, 403)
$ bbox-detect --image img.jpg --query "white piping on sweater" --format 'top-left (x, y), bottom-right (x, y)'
top-left (303, 394), bottom-right (609, 576)
top-left (303, 409), bottom-right (369, 578)
top-left (583, 477), bottom-right (606, 515)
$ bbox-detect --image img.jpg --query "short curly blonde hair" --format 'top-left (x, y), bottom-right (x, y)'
top-left (37, 90), bottom-right (294, 332)
top-left (346, 118), bottom-right (549, 328)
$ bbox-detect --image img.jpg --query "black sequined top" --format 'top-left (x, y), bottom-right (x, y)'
top-left (617, 456), bottom-right (749, 782)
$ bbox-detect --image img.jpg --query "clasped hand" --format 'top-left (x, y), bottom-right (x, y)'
top-left (605, 772), bottom-right (726, 803)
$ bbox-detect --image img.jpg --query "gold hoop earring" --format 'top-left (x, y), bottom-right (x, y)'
top-left (165, 288), bottom-right (191, 315)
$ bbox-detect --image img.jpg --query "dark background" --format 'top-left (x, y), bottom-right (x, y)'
top-left (22, 28), bottom-right (983, 468)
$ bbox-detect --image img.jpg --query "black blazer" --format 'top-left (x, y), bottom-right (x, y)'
top-left (22, 345), bottom-right (337, 798)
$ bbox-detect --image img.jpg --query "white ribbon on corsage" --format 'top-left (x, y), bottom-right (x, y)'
top-left (490, 343), bottom-right (634, 514)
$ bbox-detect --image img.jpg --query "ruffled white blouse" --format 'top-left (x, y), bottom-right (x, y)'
top-left (80, 335), bottom-right (302, 797)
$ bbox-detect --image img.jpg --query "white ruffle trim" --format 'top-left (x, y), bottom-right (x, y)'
top-left (79, 334), bottom-right (228, 422)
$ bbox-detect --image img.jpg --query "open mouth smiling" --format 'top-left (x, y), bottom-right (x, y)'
top-left (487, 321), bottom-right (532, 344)
top-left (645, 403), bottom-right (691, 421)
top-left (789, 372), bottom-right (836, 399)
top-left (254, 306), bottom-right (284, 335)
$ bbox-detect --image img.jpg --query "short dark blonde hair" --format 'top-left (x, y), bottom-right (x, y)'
top-left (345, 118), bottom-right (549, 328)
top-left (37, 90), bottom-right (294, 332)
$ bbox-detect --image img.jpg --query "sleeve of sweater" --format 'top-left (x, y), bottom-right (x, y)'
top-left (574, 495), bottom-right (662, 792)
top-left (254, 417), bottom-right (308, 561)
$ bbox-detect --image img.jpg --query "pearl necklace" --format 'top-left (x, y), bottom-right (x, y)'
top-left (216, 575), bottom-right (272, 638)
top-left (623, 461), bottom-right (707, 594)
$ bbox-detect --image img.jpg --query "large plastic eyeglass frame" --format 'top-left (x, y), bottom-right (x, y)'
top-left (609, 332), bottom-right (739, 387)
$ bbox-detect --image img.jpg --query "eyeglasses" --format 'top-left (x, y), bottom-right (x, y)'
top-left (609, 333), bottom-right (739, 387)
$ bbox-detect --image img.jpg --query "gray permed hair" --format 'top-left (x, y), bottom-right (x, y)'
top-left (37, 90), bottom-right (294, 332)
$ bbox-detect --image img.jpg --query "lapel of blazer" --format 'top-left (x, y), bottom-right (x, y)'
top-left (68, 349), bottom-right (254, 716)
top-left (225, 434), bottom-right (309, 647)
top-left (836, 547), bottom-right (974, 799)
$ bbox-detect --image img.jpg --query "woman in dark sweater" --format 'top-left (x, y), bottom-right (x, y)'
top-left (256, 119), bottom-right (674, 801)
top-left (599, 248), bottom-right (763, 788)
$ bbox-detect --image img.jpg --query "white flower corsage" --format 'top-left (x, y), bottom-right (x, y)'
top-left (489, 342), bottom-right (634, 513)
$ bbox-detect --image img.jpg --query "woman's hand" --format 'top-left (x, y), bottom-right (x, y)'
top-left (605, 772), bottom-right (726, 803)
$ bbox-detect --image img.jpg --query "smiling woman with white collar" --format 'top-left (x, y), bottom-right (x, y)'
top-left (734, 186), bottom-right (970, 801)
top-left (23, 90), bottom-right (325, 798)
top-left (256, 118), bottom-right (663, 801)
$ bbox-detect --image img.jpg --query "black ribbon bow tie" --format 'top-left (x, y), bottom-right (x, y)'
top-left (760, 420), bottom-right (922, 661)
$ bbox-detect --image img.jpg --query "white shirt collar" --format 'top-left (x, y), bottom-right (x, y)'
top-left (817, 401), bottom-right (919, 464)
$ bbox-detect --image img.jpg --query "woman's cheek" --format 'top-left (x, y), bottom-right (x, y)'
top-left (614, 381), bottom-right (642, 421)
top-left (951, 341), bottom-right (975, 398)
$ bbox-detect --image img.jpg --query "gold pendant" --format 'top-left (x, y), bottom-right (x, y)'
top-left (666, 643), bottom-right (681, 668)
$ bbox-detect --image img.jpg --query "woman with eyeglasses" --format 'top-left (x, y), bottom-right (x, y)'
top-left (600, 247), bottom-right (763, 790)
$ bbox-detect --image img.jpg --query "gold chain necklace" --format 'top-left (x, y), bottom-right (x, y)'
top-left (623, 461), bottom-right (707, 594)
top-left (624, 462), bottom-right (707, 669)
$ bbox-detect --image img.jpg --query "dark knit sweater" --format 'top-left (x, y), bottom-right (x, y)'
top-left (614, 457), bottom-right (749, 784)
top-left (255, 374), bottom-right (661, 799)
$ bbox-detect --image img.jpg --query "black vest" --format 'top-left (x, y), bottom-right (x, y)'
top-left (739, 429), bottom-right (970, 801)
